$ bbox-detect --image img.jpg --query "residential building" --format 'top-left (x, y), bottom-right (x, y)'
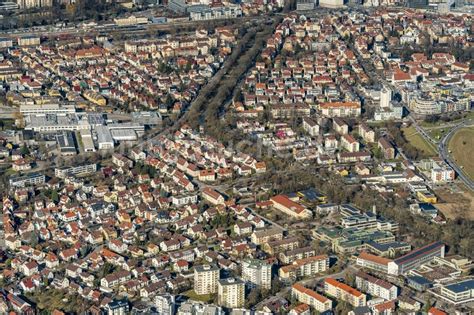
top-left (17, 0), bottom-right (52, 9)
top-left (241, 258), bottom-right (273, 290)
top-left (105, 299), bottom-right (129, 315)
top-left (291, 283), bottom-right (333, 313)
top-left (55, 163), bottom-right (97, 179)
top-left (251, 227), bottom-right (284, 246)
top-left (302, 117), bottom-right (319, 137)
top-left (217, 278), bottom-right (245, 308)
top-left (333, 118), bottom-right (349, 135)
top-left (194, 264), bottom-right (220, 295)
top-left (358, 124), bottom-right (375, 143)
top-left (341, 134), bottom-right (360, 152)
top-left (9, 173), bottom-right (45, 188)
top-left (17, 36), bottom-right (41, 46)
top-left (355, 271), bottom-right (398, 300)
top-left (279, 255), bottom-right (329, 280)
top-left (320, 102), bottom-right (361, 117)
top-left (324, 278), bottom-right (366, 307)
top-left (202, 187), bottom-right (225, 205)
top-left (155, 294), bottom-right (175, 315)
top-left (378, 137), bottom-right (395, 159)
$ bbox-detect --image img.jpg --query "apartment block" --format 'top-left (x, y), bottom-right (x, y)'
top-left (241, 259), bottom-right (273, 290)
top-left (292, 283), bottom-right (332, 313)
top-left (217, 278), bottom-right (245, 308)
top-left (355, 271), bottom-right (398, 300)
top-left (324, 278), bottom-right (366, 307)
top-left (194, 265), bottom-right (220, 295)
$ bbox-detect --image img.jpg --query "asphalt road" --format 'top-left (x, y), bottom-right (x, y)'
top-left (438, 119), bottom-right (474, 191)
top-left (407, 114), bottom-right (474, 191)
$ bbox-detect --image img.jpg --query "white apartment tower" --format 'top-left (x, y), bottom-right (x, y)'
top-left (380, 87), bottom-right (392, 108)
top-left (155, 294), bottom-right (175, 315)
top-left (194, 265), bottom-right (220, 295)
top-left (241, 259), bottom-right (273, 290)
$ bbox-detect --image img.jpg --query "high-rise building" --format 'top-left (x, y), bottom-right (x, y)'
top-left (241, 259), bottom-right (273, 290)
top-left (194, 265), bottom-right (220, 295)
top-left (380, 87), bottom-right (392, 108)
top-left (217, 278), bottom-right (245, 308)
top-left (155, 294), bottom-right (175, 315)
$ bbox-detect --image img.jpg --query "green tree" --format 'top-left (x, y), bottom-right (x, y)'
top-left (51, 190), bottom-right (59, 203)
top-left (20, 144), bottom-right (30, 156)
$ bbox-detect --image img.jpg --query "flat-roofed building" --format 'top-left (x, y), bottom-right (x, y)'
top-left (9, 173), bottom-right (45, 188)
top-left (96, 125), bottom-right (114, 150)
top-left (56, 131), bottom-right (77, 156)
top-left (80, 129), bottom-right (95, 152)
top-left (55, 163), bottom-right (97, 179)
top-left (20, 104), bottom-right (76, 115)
top-left (194, 264), bottom-right (220, 295)
top-left (17, 36), bottom-right (41, 46)
top-left (217, 278), bottom-right (245, 308)
top-left (439, 279), bottom-right (474, 304)
top-left (241, 258), bottom-right (273, 290)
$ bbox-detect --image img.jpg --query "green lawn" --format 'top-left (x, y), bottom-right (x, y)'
top-left (426, 128), bottom-right (449, 141)
top-left (448, 127), bottom-right (474, 181)
top-left (183, 290), bottom-right (215, 303)
top-left (402, 126), bottom-right (437, 156)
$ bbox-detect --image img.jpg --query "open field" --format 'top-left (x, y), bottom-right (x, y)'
top-left (448, 127), bottom-right (474, 181)
top-left (435, 186), bottom-right (474, 220)
top-left (401, 126), bottom-right (437, 157)
top-left (183, 290), bottom-right (214, 303)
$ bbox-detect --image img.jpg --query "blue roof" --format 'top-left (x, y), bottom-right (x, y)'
top-left (407, 275), bottom-right (432, 286)
top-left (298, 188), bottom-right (324, 201)
top-left (366, 240), bottom-right (410, 251)
top-left (444, 279), bottom-right (474, 293)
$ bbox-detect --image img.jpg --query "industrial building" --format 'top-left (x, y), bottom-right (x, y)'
top-left (20, 104), bottom-right (76, 115)
top-left (24, 113), bottom-right (104, 132)
top-left (80, 129), bottom-right (96, 152)
top-left (95, 125), bottom-right (114, 150)
top-left (56, 131), bottom-right (77, 156)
